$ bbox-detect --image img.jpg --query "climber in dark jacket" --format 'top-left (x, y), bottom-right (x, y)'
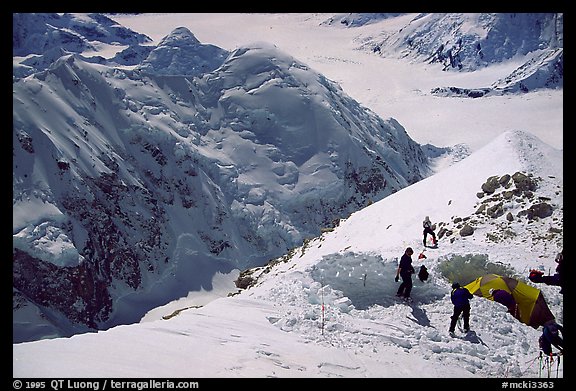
top-left (449, 282), bottom-right (473, 334)
top-left (395, 247), bottom-right (415, 299)
top-left (539, 320), bottom-right (564, 355)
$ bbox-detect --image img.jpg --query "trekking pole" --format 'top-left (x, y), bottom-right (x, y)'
top-left (321, 283), bottom-right (325, 335)
top-left (539, 351), bottom-right (542, 378)
top-left (556, 354), bottom-right (560, 378)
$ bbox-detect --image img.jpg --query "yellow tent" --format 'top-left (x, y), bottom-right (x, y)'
top-left (464, 274), bottom-right (555, 329)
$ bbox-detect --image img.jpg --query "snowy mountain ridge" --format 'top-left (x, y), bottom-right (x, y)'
top-left (12, 13), bottom-right (152, 79)
top-left (365, 13), bottom-right (562, 72)
top-left (359, 13), bottom-right (563, 95)
top-left (239, 129), bottom-right (563, 302)
top-left (13, 129), bottom-right (564, 378)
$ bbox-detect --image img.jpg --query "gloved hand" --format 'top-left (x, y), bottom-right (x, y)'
top-left (395, 276), bottom-right (399, 282)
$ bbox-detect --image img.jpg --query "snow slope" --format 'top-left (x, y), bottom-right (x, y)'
top-left (13, 130), bottom-right (564, 378)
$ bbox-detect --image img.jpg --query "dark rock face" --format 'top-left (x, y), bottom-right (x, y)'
top-left (13, 248), bottom-right (112, 328)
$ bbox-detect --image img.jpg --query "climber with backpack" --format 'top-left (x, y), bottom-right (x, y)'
top-left (449, 282), bottom-right (473, 335)
top-left (422, 216), bottom-right (437, 247)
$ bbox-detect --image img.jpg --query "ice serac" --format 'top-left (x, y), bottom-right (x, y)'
top-left (13, 28), bottom-right (429, 342)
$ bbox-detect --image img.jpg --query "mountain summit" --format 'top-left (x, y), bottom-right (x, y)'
top-left (137, 26), bottom-right (228, 76)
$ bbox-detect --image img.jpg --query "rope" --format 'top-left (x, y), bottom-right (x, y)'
top-left (521, 354), bottom-right (541, 377)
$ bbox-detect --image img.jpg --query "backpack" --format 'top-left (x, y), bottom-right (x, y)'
top-left (418, 265), bottom-right (429, 282)
top-left (539, 335), bottom-right (552, 355)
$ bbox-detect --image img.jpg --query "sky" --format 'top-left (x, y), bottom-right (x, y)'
top-left (13, 13), bottom-right (564, 380)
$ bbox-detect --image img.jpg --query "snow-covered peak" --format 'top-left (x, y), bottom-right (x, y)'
top-left (200, 41), bottom-right (428, 189)
top-left (157, 26), bottom-right (201, 46)
top-left (137, 26), bottom-right (228, 76)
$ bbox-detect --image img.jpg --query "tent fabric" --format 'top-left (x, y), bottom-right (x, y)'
top-left (463, 274), bottom-right (555, 329)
